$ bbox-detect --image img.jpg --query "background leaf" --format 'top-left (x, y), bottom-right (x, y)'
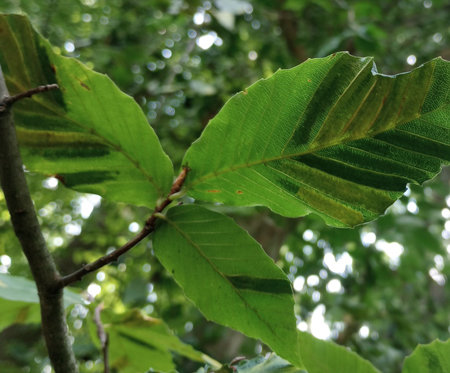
top-left (153, 205), bottom-right (302, 366)
top-left (402, 339), bottom-right (450, 373)
top-left (102, 309), bottom-right (219, 373)
top-left (0, 14), bottom-right (173, 208)
top-left (0, 273), bottom-right (82, 330)
top-left (298, 331), bottom-right (381, 373)
top-left (183, 52), bottom-right (449, 227)
top-left (108, 329), bottom-right (175, 373)
top-left (0, 299), bottom-right (41, 331)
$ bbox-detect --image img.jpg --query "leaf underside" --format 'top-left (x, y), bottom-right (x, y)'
top-left (0, 14), bottom-right (173, 208)
top-left (153, 205), bottom-right (302, 366)
top-left (183, 52), bottom-right (450, 227)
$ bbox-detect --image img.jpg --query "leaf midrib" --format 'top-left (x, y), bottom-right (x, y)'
top-left (161, 215), bottom-right (293, 343)
top-left (186, 57), bottom-right (448, 191)
top-left (186, 100), bottom-right (449, 190)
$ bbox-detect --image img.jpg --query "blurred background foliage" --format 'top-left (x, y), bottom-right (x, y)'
top-left (0, 0), bottom-right (449, 372)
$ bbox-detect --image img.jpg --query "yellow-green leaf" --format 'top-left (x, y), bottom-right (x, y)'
top-left (402, 339), bottom-right (450, 373)
top-left (298, 332), bottom-right (380, 373)
top-left (183, 53), bottom-right (449, 227)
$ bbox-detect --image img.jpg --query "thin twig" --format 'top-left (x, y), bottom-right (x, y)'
top-left (94, 303), bottom-right (109, 373)
top-left (59, 167), bottom-right (189, 288)
top-left (0, 84), bottom-right (59, 112)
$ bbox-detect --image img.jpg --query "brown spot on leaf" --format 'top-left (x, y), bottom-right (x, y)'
top-left (50, 64), bottom-right (56, 74)
top-left (307, 78), bottom-right (312, 83)
top-left (236, 190), bottom-right (243, 194)
top-left (79, 81), bottom-right (90, 90)
top-left (242, 90), bottom-right (248, 95)
top-left (207, 189), bottom-right (221, 193)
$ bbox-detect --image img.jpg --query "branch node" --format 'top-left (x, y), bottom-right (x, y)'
top-left (153, 212), bottom-right (166, 220)
top-left (168, 190), bottom-right (185, 201)
top-left (59, 167), bottom-right (190, 287)
top-left (0, 84), bottom-right (59, 110)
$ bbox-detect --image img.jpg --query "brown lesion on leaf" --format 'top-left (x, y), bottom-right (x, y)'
top-left (76, 78), bottom-right (90, 90)
top-left (79, 81), bottom-right (90, 90)
top-left (242, 90), bottom-right (248, 95)
top-left (50, 64), bottom-right (56, 74)
top-left (207, 189), bottom-right (221, 193)
top-left (307, 78), bottom-right (312, 83)
top-left (236, 190), bottom-right (243, 194)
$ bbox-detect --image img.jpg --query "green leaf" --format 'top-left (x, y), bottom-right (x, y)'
top-left (235, 353), bottom-right (303, 372)
top-left (298, 332), bottom-right (381, 373)
top-left (153, 205), bottom-right (302, 366)
top-left (108, 330), bottom-right (174, 373)
top-left (103, 309), bottom-right (220, 373)
top-left (0, 299), bottom-right (41, 331)
top-left (0, 14), bottom-right (173, 208)
top-left (183, 52), bottom-right (450, 227)
top-left (0, 273), bottom-right (82, 330)
top-left (402, 339), bottom-right (450, 373)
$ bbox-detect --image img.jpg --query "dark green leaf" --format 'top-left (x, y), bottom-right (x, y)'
top-left (0, 14), bottom-right (173, 208)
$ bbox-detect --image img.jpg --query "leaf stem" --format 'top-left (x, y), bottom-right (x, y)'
top-left (59, 167), bottom-right (189, 288)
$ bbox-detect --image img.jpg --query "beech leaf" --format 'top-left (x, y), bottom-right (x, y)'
top-left (0, 14), bottom-right (173, 208)
top-left (183, 53), bottom-right (449, 227)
